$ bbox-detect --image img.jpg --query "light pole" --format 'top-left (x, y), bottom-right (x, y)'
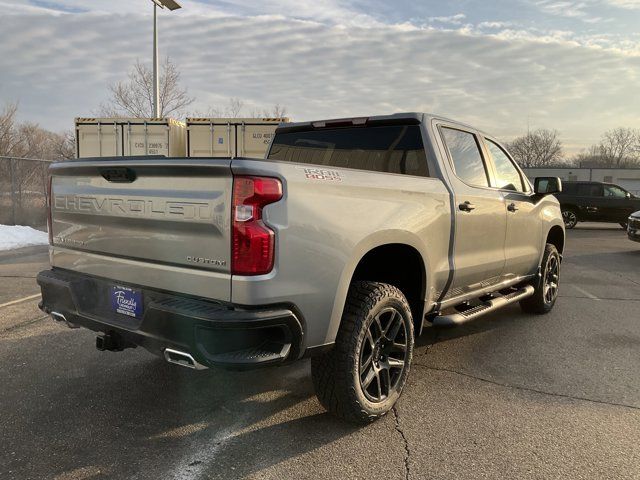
top-left (151, 0), bottom-right (181, 118)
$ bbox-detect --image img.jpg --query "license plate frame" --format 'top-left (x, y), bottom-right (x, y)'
top-left (110, 285), bottom-right (144, 319)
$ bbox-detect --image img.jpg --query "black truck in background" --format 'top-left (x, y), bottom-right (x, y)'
top-left (556, 181), bottom-right (640, 229)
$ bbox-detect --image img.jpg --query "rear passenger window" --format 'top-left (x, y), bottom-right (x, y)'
top-left (485, 139), bottom-right (525, 192)
top-left (268, 125), bottom-right (429, 177)
top-left (577, 184), bottom-right (603, 196)
top-left (441, 128), bottom-right (489, 187)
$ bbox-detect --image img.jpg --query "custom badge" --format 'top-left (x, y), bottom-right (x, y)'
top-left (297, 166), bottom-right (342, 182)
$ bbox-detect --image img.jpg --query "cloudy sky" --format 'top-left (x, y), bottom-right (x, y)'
top-left (1, 0), bottom-right (639, 154)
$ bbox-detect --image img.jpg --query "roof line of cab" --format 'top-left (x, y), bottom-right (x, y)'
top-left (275, 112), bottom-right (484, 135)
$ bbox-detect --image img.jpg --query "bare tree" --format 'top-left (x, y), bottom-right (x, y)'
top-left (0, 102), bottom-right (79, 224)
top-left (263, 103), bottom-right (288, 119)
top-left (507, 129), bottom-right (564, 168)
top-left (52, 130), bottom-right (76, 160)
top-left (572, 128), bottom-right (640, 167)
top-left (600, 127), bottom-right (639, 167)
top-left (100, 57), bottom-right (194, 118)
top-left (226, 97), bottom-right (244, 118)
top-left (194, 100), bottom-right (289, 120)
top-left (192, 98), bottom-right (246, 118)
top-left (189, 106), bottom-right (224, 118)
top-left (573, 144), bottom-right (605, 167)
top-left (0, 102), bottom-right (22, 157)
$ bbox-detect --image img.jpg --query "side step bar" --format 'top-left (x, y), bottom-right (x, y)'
top-left (432, 285), bottom-right (535, 327)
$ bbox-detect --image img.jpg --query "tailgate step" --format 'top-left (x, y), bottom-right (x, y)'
top-left (432, 285), bottom-right (535, 327)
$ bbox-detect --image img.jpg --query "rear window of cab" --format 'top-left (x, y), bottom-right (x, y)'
top-left (268, 125), bottom-right (429, 177)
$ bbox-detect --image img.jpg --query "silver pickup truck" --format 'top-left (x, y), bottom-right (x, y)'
top-left (38, 113), bottom-right (565, 423)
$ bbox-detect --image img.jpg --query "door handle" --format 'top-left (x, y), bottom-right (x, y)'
top-left (507, 203), bottom-right (519, 212)
top-left (458, 201), bottom-right (476, 212)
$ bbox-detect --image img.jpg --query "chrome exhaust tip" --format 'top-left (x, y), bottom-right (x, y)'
top-left (164, 348), bottom-right (207, 370)
top-left (51, 311), bottom-right (79, 329)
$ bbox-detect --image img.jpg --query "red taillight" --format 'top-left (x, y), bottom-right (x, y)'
top-left (231, 176), bottom-right (283, 275)
top-left (47, 175), bottom-right (53, 245)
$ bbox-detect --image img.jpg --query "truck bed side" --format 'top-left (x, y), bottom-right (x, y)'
top-left (230, 157), bottom-right (451, 348)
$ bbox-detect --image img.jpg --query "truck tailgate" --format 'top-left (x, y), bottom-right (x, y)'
top-left (49, 158), bottom-right (232, 301)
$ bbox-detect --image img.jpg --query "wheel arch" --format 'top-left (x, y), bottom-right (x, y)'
top-left (324, 233), bottom-right (430, 344)
top-left (546, 224), bottom-right (565, 255)
top-left (351, 244), bottom-right (426, 328)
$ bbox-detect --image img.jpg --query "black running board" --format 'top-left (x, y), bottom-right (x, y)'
top-left (432, 285), bottom-right (535, 327)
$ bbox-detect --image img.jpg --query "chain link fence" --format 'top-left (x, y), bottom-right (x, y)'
top-left (1, 156), bottom-right (54, 227)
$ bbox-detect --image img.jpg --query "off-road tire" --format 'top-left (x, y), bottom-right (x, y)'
top-left (520, 243), bottom-right (560, 314)
top-left (311, 281), bottom-right (414, 424)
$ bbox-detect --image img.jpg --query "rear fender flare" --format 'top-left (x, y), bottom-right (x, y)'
top-left (322, 230), bottom-right (430, 344)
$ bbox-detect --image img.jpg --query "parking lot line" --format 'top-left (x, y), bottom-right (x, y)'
top-left (0, 293), bottom-right (41, 309)
top-left (572, 286), bottom-right (600, 300)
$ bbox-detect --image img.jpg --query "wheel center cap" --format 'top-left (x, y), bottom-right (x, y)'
top-left (373, 341), bottom-right (387, 363)
top-left (373, 343), bottom-right (382, 362)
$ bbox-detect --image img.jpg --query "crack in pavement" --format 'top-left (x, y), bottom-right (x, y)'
top-left (412, 363), bottom-right (640, 411)
top-left (0, 315), bottom-right (48, 335)
top-left (388, 332), bottom-right (440, 480)
top-left (392, 406), bottom-right (410, 480)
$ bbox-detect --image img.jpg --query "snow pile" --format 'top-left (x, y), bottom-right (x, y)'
top-left (0, 224), bottom-right (49, 251)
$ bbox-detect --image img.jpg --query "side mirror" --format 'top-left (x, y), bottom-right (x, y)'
top-left (534, 177), bottom-right (562, 195)
top-left (626, 192), bottom-right (632, 199)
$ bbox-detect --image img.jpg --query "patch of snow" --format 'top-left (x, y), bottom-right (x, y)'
top-left (0, 224), bottom-right (49, 251)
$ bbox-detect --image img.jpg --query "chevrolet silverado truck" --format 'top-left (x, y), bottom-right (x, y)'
top-left (37, 113), bottom-right (565, 423)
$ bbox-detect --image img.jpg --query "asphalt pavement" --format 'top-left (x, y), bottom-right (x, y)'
top-left (1, 224), bottom-right (639, 480)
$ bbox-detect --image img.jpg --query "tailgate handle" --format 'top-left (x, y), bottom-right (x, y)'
top-left (100, 168), bottom-right (136, 183)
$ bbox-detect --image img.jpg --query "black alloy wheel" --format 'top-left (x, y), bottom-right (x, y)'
top-left (543, 252), bottom-right (560, 305)
top-left (359, 307), bottom-right (408, 403)
top-left (562, 210), bottom-right (577, 229)
top-left (311, 281), bottom-right (414, 423)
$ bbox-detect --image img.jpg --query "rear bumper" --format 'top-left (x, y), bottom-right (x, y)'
top-left (37, 268), bottom-right (304, 369)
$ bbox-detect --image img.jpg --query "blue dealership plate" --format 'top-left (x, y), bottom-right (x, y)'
top-left (110, 285), bottom-right (143, 319)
